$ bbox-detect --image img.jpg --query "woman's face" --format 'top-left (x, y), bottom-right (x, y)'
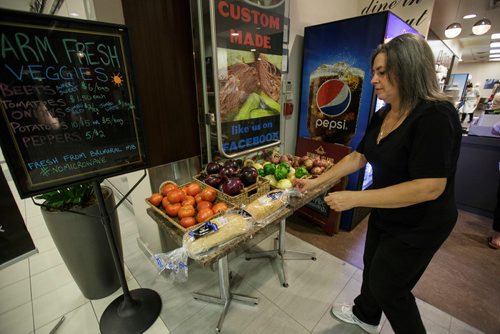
top-left (371, 53), bottom-right (399, 105)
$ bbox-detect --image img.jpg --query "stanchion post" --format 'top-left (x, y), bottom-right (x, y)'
top-left (92, 181), bottom-right (162, 334)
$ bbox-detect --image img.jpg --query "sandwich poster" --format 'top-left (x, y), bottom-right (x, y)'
top-left (214, 0), bottom-right (285, 155)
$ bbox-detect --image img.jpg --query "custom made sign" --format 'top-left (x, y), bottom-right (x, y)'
top-left (0, 9), bottom-right (147, 198)
top-left (214, 0), bottom-right (285, 156)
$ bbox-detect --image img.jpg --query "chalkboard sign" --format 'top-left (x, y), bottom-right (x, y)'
top-left (0, 9), bottom-right (147, 198)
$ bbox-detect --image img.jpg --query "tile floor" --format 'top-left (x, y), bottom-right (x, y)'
top-left (0, 168), bottom-right (485, 334)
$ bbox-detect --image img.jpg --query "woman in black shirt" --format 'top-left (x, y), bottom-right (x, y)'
top-left (298, 33), bottom-right (462, 333)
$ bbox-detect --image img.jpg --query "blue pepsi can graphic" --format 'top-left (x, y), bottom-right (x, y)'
top-left (307, 62), bottom-right (364, 145)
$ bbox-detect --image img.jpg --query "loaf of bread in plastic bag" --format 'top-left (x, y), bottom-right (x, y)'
top-left (184, 213), bottom-right (251, 257)
top-left (244, 189), bottom-right (289, 221)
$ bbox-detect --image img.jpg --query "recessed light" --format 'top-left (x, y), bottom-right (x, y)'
top-left (231, 32), bottom-right (239, 36)
top-left (491, 42), bottom-right (500, 48)
top-left (463, 14), bottom-right (476, 19)
top-left (489, 54), bottom-right (500, 58)
top-left (490, 49), bottom-right (500, 54)
top-left (492, 33), bottom-right (500, 40)
top-left (69, 12), bottom-right (79, 17)
top-left (490, 58), bottom-right (500, 61)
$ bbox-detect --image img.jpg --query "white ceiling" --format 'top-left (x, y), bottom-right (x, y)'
top-left (429, 0), bottom-right (500, 63)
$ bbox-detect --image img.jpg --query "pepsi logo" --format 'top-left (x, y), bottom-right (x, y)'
top-left (316, 79), bottom-right (351, 116)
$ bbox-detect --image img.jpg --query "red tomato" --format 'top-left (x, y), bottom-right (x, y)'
top-left (161, 183), bottom-right (177, 196)
top-left (179, 217), bottom-right (196, 228)
top-left (196, 200), bottom-right (213, 210)
top-left (167, 189), bottom-right (186, 204)
top-left (200, 187), bottom-right (217, 202)
top-left (178, 205), bottom-right (195, 218)
top-left (196, 208), bottom-right (214, 223)
top-left (164, 203), bottom-right (181, 217)
top-left (186, 183), bottom-right (201, 196)
top-left (162, 197), bottom-right (170, 208)
top-left (212, 202), bottom-right (229, 214)
top-left (195, 193), bottom-right (203, 204)
top-left (182, 195), bottom-right (195, 207)
top-left (148, 193), bottom-right (163, 207)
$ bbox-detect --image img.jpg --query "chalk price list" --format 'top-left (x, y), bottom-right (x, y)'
top-left (0, 13), bottom-right (150, 197)
top-left (0, 24), bottom-right (143, 184)
top-left (60, 80), bottom-right (128, 142)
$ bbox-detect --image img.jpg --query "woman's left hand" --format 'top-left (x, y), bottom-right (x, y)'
top-left (324, 191), bottom-right (357, 212)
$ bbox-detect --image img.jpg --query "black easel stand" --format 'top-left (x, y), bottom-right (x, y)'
top-left (92, 181), bottom-right (161, 334)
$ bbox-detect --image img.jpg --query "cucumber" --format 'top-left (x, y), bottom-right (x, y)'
top-left (250, 108), bottom-right (279, 118)
top-left (259, 91), bottom-right (280, 112)
top-left (233, 93), bottom-right (261, 121)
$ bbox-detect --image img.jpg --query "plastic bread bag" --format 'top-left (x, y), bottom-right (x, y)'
top-left (152, 247), bottom-right (189, 283)
top-left (183, 210), bottom-right (254, 260)
top-left (242, 189), bottom-right (290, 224)
top-left (287, 185), bottom-right (304, 198)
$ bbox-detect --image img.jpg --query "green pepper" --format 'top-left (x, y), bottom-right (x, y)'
top-left (295, 166), bottom-right (309, 179)
top-left (278, 162), bottom-right (290, 172)
top-left (274, 164), bottom-right (289, 181)
top-left (257, 168), bottom-right (266, 177)
top-left (263, 163), bottom-right (276, 176)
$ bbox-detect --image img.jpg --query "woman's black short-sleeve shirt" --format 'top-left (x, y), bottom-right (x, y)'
top-left (357, 100), bottom-right (462, 248)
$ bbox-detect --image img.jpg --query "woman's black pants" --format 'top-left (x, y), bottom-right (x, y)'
top-left (352, 221), bottom-right (441, 334)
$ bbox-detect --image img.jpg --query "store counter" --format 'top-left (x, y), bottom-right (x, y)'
top-left (455, 134), bottom-right (500, 216)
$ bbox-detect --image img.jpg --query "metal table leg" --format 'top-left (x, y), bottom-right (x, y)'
top-left (245, 219), bottom-right (316, 287)
top-left (192, 256), bottom-right (258, 332)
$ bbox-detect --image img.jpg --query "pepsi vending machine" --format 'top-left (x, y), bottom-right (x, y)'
top-left (297, 12), bottom-right (420, 231)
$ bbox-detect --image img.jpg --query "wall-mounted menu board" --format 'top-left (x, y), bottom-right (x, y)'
top-left (0, 9), bottom-right (147, 198)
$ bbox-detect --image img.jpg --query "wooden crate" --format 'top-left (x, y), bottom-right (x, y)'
top-left (193, 175), bottom-right (270, 207)
top-left (145, 180), bottom-right (232, 233)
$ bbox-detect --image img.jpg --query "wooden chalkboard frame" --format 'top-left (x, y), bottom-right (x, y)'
top-left (0, 9), bottom-right (148, 198)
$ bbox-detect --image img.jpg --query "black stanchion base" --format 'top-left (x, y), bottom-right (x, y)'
top-left (100, 288), bottom-right (162, 334)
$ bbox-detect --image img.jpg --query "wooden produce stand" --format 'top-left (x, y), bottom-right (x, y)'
top-left (146, 175), bottom-right (339, 332)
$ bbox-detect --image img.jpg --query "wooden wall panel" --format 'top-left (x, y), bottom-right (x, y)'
top-left (121, 0), bottom-right (200, 167)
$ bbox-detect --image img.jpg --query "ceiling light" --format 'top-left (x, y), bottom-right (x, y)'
top-left (490, 58), bottom-right (500, 61)
top-left (463, 14), bottom-right (476, 19)
top-left (445, 23), bottom-right (462, 38)
top-left (491, 42), bottom-right (500, 48)
top-left (472, 18), bottom-right (492, 35)
top-left (490, 49), bottom-right (500, 54)
top-left (492, 33), bottom-right (500, 40)
top-left (69, 12), bottom-right (79, 17)
top-left (490, 54), bottom-right (500, 58)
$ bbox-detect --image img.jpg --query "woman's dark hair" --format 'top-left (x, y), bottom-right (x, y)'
top-left (371, 33), bottom-right (447, 113)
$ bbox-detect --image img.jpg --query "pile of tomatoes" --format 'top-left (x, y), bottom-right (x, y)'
top-left (148, 182), bottom-right (229, 228)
